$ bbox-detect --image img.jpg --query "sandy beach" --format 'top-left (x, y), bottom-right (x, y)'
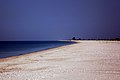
top-left (0, 41), bottom-right (120, 80)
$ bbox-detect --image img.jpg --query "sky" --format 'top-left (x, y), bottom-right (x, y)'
top-left (0, 0), bottom-right (120, 41)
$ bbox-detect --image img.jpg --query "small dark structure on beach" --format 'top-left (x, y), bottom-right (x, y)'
top-left (72, 37), bottom-right (81, 40)
top-left (78, 38), bottom-right (81, 40)
top-left (72, 37), bottom-right (76, 40)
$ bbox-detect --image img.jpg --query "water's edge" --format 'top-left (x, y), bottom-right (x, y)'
top-left (0, 41), bottom-right (76, 58)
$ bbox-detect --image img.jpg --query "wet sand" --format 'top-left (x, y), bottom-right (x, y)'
top-left (0, 41), bottom-right (120, 80)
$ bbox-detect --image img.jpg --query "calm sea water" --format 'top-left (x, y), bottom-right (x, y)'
top-left (0, 41), bottom-right (75, 58)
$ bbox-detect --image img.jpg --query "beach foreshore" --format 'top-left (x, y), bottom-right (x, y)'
top-left (0, 41), bottom-right (120, 80)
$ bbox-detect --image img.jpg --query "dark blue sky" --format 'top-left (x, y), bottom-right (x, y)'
top-left (0, 0), bottom-right (120, 41)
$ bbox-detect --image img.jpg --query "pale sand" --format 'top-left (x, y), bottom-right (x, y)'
top-left (0, 41), bottom-right (120, 80)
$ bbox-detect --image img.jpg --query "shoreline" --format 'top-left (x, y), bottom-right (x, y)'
top-left (0, 41), bottom-right (77, 61)
top-left (0, 40), bottom-right (119, 61)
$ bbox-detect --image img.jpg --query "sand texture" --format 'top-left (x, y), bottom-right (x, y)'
top-left (0, 41), bottom-right (120, 80)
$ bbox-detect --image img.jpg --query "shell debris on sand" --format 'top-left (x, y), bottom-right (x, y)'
top-left (0, 41), bottom-right (120, 80)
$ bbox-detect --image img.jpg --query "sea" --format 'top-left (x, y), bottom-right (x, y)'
top-left (0, 41), bottom-right (75, 58)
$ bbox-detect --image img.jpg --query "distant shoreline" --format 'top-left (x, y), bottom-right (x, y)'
top-left (70, 39), bottom-right (120, 41)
